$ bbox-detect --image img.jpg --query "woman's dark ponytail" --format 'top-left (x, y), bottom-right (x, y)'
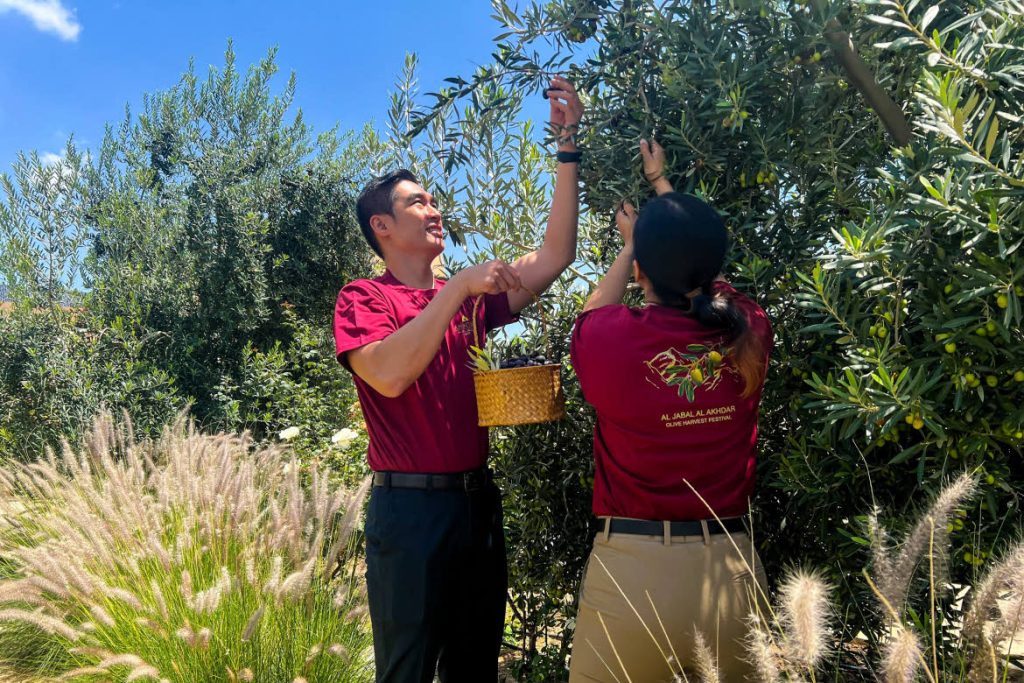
top-left (692, 283), bottom-right (764, 397)
top-left (654, 280), bottom-right (765, 397)
top-left (633, 193), bottom-right (766, 396)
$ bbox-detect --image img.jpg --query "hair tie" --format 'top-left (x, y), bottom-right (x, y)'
top-left (691, 294), bottom-right (713, 317)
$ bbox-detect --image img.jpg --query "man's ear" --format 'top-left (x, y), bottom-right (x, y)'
top-left (369, 214), bottom-right (390, 240)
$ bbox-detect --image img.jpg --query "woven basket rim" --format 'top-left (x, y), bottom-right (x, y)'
top-left (485, 412), bottom-right (564, 427)
top-left (473, 363), bottom-right (561, 376)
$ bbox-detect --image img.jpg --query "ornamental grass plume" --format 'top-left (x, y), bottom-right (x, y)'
top-left (691, 629), bottom-right (720, 683)
top-left (777, 569), bottom-right (831, 671)
top-left (881, 624), bottom-right (922, 683)
top-left (869, 473), bottom-right (977, 615)
top-left (746, 612), bottom-right (782, 683)
top-left (743, 568), bottom-right (832, 680)
top-left (962, 540), bottom-right (1024, 682)
top-left (0, 411), bottom-right (373, 682)
top-left (734, 473), bottom-right (1022, 682)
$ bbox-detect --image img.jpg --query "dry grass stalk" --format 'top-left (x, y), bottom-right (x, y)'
top-left (592, 554), bottom-right (674, 672)
top-left (585, 636), bottom-right (625, 683)
top-left (598, 611), bottom-right (632, 683)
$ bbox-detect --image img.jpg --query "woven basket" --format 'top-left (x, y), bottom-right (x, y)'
top-left (474, 364), bottom-right (565, 427)
top-left (471, 295), bottom-right (566, 427)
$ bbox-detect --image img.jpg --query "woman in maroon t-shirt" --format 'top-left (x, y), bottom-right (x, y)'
top-left (568, 141), bottom-right (772, 681)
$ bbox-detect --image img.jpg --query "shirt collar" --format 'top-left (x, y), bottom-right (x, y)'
top-left (379, 269), bottom-right (441, 291)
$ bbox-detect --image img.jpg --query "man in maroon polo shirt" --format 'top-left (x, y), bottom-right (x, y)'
top-left (333, 77), bottom-right (583, 683)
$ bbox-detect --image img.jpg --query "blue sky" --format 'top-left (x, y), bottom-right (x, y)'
top-left (0, 0), bottom-right (549, 172)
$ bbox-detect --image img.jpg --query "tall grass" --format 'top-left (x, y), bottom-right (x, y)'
top-left (743, 472), bottom-right (1024, 682)
top-left (0, 412), bottom-right (372, 682)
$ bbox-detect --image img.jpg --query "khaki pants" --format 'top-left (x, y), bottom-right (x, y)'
top-left (569, 520), bottom-right (767, 683)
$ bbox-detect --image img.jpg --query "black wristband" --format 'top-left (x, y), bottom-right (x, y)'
top-left (556, 150), bottom-right (582, 164)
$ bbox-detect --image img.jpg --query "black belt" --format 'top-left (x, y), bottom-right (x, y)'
top-left (372, 468), bottom-right (491, 492)
top-left (601, 517), bottom-right (746, 537)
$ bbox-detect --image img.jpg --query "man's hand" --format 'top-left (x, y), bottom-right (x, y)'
top-left (452, 260), bottom-right (523, 298)
top-left (346, 260), bottom-right (521, 398)
top-left (615, 201), bottom-right (637, 244)
top-left (546, 76), bottom-right (584, 150)
top-left (640, 138), bottom-right (674, 195)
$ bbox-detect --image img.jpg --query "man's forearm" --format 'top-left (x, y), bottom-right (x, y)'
top-left (583, 246), bottom-right (634, 312)
top-left (348, 283), bottom-right (469, 397)
top-left (509, 156), bottom-right (580, 312)
top-left (543, 157), bottom-right (580, 265)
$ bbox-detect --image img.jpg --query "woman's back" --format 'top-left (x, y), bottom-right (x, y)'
top-left (570, 281), bottom-right (772, 521)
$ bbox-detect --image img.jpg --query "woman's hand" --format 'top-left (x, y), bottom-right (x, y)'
top-left (583, 203), bottom-right (635, 312)
top-left (640, 139), bottom-right (674, 195)
top-left (640, 139), bottom-right (664, 181)
top-left (615, 201), bottom-right (637, 245)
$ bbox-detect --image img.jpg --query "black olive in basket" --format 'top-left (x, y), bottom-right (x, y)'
top-left (500, 354), bottom-right (551, 369)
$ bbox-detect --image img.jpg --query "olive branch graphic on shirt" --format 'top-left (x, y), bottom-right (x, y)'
top-left (455, 313), bottom-right (473, 336)
top-left (644, 343), bottom-right (730, 402)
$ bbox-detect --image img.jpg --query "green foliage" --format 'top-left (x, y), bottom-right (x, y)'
top-left (0, 46), bottom-right (378, 678)
top-left (407, 0), bottom-right (1024, 674)
top-left (0, 309), bottom-right (183, 462)
top-left (772, 0), bottom-right (1024, 602)
top-left (213, 308), bottom-right (370, 487)
top-left (0, 46), bottom-right (375, 472)
top-left (84, 43), bottom-right (374, 418)
top-left (0, 140), bottom-right (89, 310)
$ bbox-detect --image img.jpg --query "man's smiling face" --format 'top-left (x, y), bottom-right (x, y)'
top-left (379, 180), bottom-right (445, 259)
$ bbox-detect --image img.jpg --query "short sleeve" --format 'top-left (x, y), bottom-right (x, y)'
top-left (334, 280), bottom-right (397, 368)
top-left (483, 292), bottom-right (518, 332)
top-left (570, 305), bottom-right (627, 401)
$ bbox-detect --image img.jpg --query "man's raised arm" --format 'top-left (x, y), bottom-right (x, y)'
top-left (508, 76), bottom-right (584, 314)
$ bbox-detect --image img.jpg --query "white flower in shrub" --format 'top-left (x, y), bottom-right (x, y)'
top-left (331, 428), bottom-right (359, 449)
top-left (278, 426), bottom-right (301, 441)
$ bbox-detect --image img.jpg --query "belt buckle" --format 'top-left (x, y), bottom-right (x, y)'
top-left (463, 470), bottom-right (483, 492)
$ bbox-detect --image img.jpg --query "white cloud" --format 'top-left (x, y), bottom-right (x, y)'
top-left (0, 0), bottom-right (81, 41)
top-left (40, 151), bottom-right (63, 166)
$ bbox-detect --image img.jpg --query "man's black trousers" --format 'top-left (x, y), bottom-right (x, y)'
top-left (364, 480), bottom-right (507, 682)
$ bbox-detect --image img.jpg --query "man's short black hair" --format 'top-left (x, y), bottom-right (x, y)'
top-left (356, 169), bottom-right (419, 258)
